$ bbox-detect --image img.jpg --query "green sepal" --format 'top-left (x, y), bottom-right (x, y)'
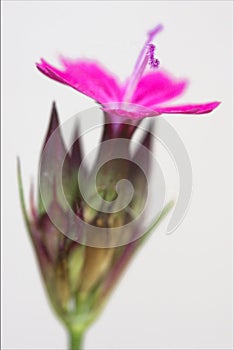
top-left (17, 158), bottom-right (31, 233)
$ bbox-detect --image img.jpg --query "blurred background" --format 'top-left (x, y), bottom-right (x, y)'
top-left (2, 1), bottom-right (233, 349)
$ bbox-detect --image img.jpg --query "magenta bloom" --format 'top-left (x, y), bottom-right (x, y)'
top-left (36, 24), bottom-right (220, 119)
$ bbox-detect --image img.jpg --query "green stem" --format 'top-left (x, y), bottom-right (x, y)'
top-left (69, 328), bottom-right (85, 350)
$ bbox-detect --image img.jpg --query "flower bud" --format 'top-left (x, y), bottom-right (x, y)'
top-left (18, 103), bottom-right (172, 345)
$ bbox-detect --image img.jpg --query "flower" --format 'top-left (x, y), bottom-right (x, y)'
top-left (36, 24), bottom-right (220, 120)
top-left (19, 24), bottom-right (220, 350)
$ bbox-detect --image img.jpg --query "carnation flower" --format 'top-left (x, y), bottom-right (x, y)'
top-left (36, 24), bottom-right (220, 120)
top-left (19, 24), bottom-right (220, 350)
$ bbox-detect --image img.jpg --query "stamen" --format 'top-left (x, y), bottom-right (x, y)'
top-left (124, 24), bottom-right (163, 102)
top-left (147, 24), bottom-right (163, 42)
top-left (148, 44), bottom-right (160, 68)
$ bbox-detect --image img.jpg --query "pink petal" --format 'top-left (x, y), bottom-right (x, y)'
top-left (36, 58), bottom-right (123, 104)
top-left (153, 101), bottom-right (221, 114)
top-left (36, 59), bottom-right (68, 84)
top-left (130, 70), bottom-right (188, 106)
top-left (103, 102), bottom-right (160, 120)
top-left (103, 100), bottom-right (220, 120)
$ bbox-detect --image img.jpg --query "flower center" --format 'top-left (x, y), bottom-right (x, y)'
top-left (124, 24), bottom-right (163, 102)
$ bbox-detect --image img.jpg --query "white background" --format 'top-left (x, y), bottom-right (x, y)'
top-left (2, 1), bottom-right (233, 349)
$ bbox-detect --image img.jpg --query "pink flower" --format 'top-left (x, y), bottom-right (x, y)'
top-left (36, 24), bottom-right (220, 119)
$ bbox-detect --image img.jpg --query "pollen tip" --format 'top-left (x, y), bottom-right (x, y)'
top-left (147, 44), bottom-right (160, 69)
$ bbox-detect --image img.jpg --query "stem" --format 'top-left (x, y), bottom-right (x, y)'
top-left (68, 328), bottom-right (85, 350)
